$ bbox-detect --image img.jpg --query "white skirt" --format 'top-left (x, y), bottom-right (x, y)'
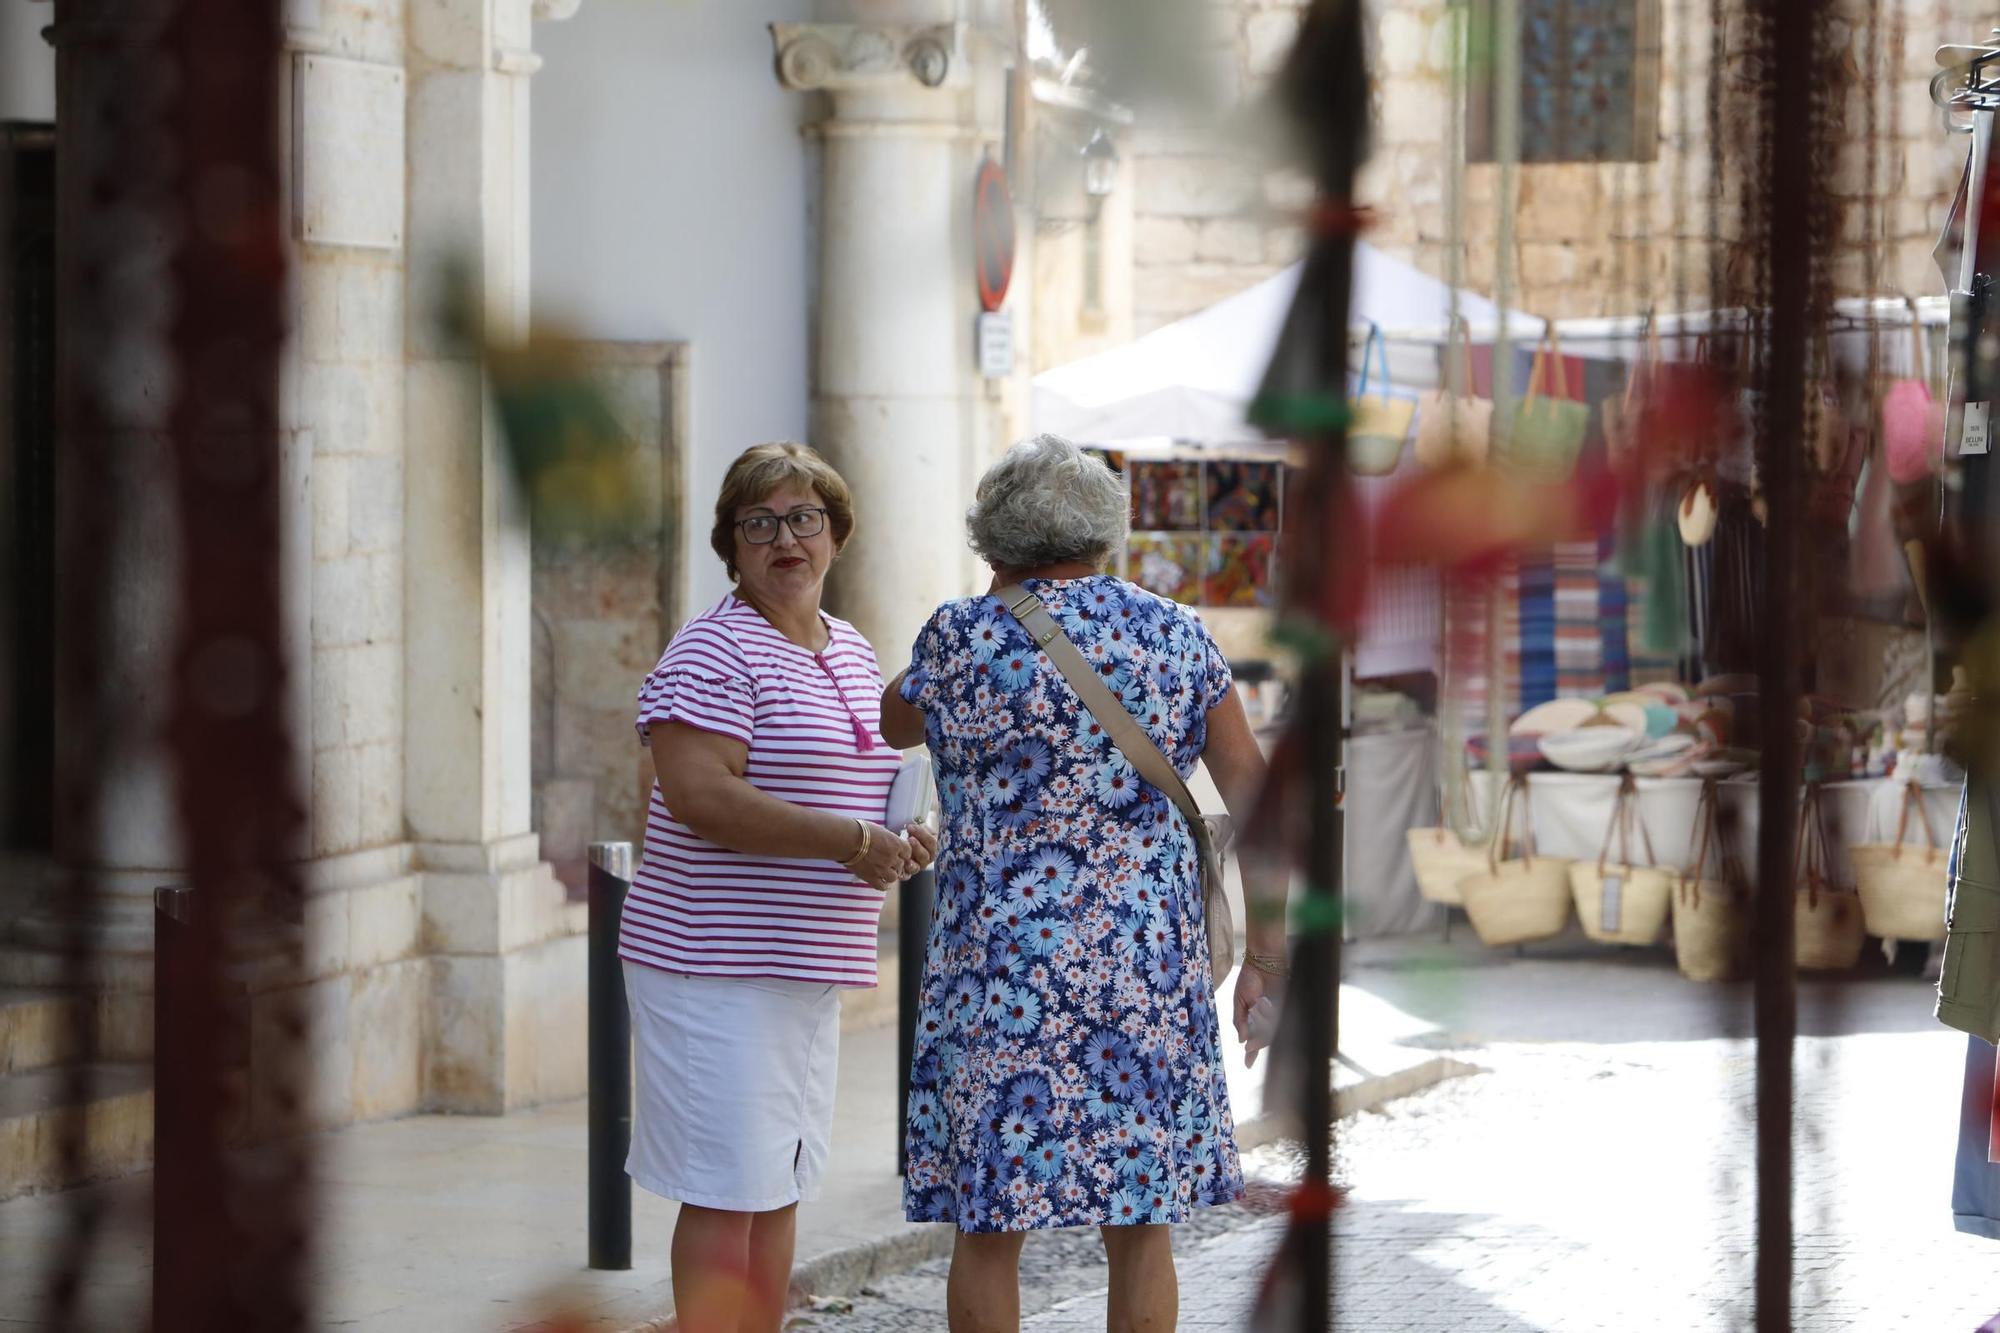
top-left (623, 963), bottom-right (842, 1212)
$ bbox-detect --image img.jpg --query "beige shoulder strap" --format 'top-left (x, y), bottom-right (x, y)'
top-left (999, 585), bottom-right (1213, 857)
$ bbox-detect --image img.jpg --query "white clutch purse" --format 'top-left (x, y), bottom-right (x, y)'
top-left (885, 751), bottom-right (936, 831)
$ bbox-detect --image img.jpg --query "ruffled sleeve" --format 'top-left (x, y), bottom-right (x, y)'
top-left (636, 624), bottom-right (757, 747)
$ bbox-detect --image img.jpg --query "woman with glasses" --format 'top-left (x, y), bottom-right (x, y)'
top-left (621, 441), bottom-right (938, 1333)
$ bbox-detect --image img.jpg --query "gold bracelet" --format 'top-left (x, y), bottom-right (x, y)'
top-left (839, 818), bottom-right (871, 868)
top-left (1244, 950), bottom-right (1290, 977)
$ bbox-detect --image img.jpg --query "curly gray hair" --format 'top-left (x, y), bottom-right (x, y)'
top-left (966, 435), bottom-right (1129, 570)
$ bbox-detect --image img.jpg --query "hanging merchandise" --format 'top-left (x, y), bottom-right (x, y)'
top-left (1673, 779), bottom-right (1751, 982)
top-left (1795, 784), bottom-right (1867, 971)
top-left (1570, 774), bottom-right (1674, 945)
top-left (1413, 316), bottom-right (1493, 470)
top-left (1952, 1035), bottom-right (2000, 1240)
top-left (1810, 332), bottom-right (1853, 477)
top-left (1852, 780), bottom-right (1951, 942)
top-left (1494, 326), bottom-right (1591, 483)
top-left (1885, 300), bottom-right (1945, 482)
top-left (1678, 477), bottom-right (1719, 546)
top-left (1601, 316), bottom-right (1658, 474)
top-left (1940, 779), bottom-right (2000, 1044)
top-left (1458, 776), bottom-right (1573, 946)
top-left (1348, 323), bottom-right (1415, 475)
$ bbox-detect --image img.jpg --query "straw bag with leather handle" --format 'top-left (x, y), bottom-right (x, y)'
top-left (1493, 327), bottom-right (1590, 483)
top-left (1349, 323), bottom-right (1416, 476)
top-left (999, 585), bottom-right (1237, 982)
top-left (1570, 773), bottom-right (1674, 946)
top-left (1852, 780), bottom-right (1950, 943)
top-left (1459, 776), bottom-right (1573, 947)
top-left (1672, 779), bottom-right (1752, 982)
top-left (1795, 784), bottom-right (1865, 971)
top-left (1413, 317), bottom-right (1493, 471)
top-left (1407, 760), bottom-right (1499, 906)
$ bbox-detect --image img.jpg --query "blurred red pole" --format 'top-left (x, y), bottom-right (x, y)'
top-left (154, 0), bottom-right (308, 1327)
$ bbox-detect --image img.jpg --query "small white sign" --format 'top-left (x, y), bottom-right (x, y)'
top-left (1963, 401), bottom-right (1991, 456)
top-left (976, 311), bottom-right (1014, 379)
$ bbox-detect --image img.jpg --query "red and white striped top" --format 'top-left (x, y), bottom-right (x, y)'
top-left (619, 594), bottom-right (901, 987)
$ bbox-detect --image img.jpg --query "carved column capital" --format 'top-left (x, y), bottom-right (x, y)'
top-left (769, 21), bottom-right (969, 95)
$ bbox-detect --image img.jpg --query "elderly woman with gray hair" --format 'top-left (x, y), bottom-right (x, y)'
top-left (880, 435), bottom-right (1286, 1333)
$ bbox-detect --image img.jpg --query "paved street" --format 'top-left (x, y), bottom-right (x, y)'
top-left (792, 945), bottom-right (2000, 1331)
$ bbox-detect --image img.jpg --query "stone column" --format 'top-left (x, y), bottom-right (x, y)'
top-left (1, 0), bottom-right (184, 991)
top-left (402, 0), bottom-right (584, 1113)
top-left (772, 17), bottom-right (987, 658)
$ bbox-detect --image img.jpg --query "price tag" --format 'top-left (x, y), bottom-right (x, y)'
top-left (1963, 401), bottom-right (1991, 456)
top-left (1599, 874), bottom-right (1624, 934)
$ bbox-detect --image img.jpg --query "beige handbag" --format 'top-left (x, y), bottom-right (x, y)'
top-left (1407, 762), bottom-right (1493, 906)
top-left (1413, 317), bottom-right (1493, 470)
top-left (1672, 780), bottom-right (1752, 982)
top-left (1570, 774), bottom-right (1674, 946)
top-left (1852, 781), bottom-right (1950, 943)
top-left (1000, 585), bottom-right (1238, 982)
top-left (1350, 324), bottom-right (1416, 476)
top-left (1795, 784), bottom-right (1865, 971)
top-left (1460, 776), bottom-right (1573, 946)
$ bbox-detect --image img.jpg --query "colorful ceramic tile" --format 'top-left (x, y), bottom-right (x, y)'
top-left (1205, 460), bottom-right (1280, 532)
top-left (1204, 533), bottom-right (1276, 608)
top-left (1129, 461), bottom-right (1203, 531)
top-left (1129, 532), bottom-right (1203, 603)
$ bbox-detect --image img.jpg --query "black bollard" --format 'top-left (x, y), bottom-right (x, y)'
top-left (587, 842), bottom-right (633, 1271)
top-left (152, 885), bottom-right (194, 1327)
top-left (896, 868), bottom-right (935, 1175)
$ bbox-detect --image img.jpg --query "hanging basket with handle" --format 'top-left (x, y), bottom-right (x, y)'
top-left (1460, 776), bottom-right (1574, 946)
top-left (1349, 322), bottom-right (1416, 476)
top-left (1672, 778), bottom-right (1752, 982)
top-left (1570, 773), bottom-right (1675, 946)
top-left (1493, 326), bottom-right (1590, 484)
top-left (1795, 783), bottom-right (1866, 971)
top-left (1851, 780), bottom-right (1950, 943)
top-left (1413, 315), bottom-right (1494, 471)
top-left (1407, 746), bottom-right (1501, 906)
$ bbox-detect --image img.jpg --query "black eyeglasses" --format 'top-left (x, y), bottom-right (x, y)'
top-left (735, 507), bottom-right (828, 545)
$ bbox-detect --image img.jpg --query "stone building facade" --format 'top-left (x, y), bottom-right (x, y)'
top-left (1109, 0), bottom-right (1992, 339)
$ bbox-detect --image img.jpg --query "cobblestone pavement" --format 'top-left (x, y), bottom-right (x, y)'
top-left (790, 1015), bottom-right (2000, 1331)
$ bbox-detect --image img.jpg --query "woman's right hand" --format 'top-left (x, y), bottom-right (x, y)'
top-left (846, 821), bottom-right (912, 891)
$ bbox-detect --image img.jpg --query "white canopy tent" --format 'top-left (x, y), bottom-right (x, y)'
top-left (1032, 243), bottom-right (1546, 447)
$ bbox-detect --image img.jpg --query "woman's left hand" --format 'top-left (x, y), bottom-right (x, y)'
top-left (899, 822), bottom-right (939, 879)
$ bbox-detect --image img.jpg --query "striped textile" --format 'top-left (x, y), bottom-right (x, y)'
top-left (619, 595), bottom-right (902, 987)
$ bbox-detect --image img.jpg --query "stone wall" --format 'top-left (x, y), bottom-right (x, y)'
top-left (1124, 0), bottom-right (1992, 328)
top-left (530, 342), bottom-right (688, 893)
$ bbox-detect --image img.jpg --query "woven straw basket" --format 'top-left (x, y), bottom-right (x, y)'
top-left (1571, 774), bottom-right (1673, 945)
top-left (1851, 781), bottom-right (1949, 943)
top-left (1671, 780), bottom-right (1751, 982)
top-left (1795, 786), bottom-right (1865, 971)
top-left (1460, 778), bottom-right (1573, 946)
top-left (1673, 876), bottom-right (1751, 982)
top-left (1407, 827), bottom-right (1487, 906)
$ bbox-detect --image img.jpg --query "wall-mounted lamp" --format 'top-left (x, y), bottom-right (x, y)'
top-left (1081, 129), bottom-right (1119, 200)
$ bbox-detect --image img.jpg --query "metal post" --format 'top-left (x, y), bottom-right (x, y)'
top-left (588, 841), bottom-right (633, 1271)
top-left (151, 885), bottom-right (193, 1328)
top-left (896, 868), bottom-right (935, 1175)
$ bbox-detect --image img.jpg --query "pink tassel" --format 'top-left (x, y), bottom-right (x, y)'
top-left (852, 712), bottom-right (876, 753)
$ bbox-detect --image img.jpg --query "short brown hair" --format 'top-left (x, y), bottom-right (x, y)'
top-left (710, 442), bottom-right (856, 579)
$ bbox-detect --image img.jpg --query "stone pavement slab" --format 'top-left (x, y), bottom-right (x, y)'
top-left (0, 975), bottom-right (1451, 1331)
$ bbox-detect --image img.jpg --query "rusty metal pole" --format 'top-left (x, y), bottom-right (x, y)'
top-left (158, 0), bottom-right (306, 1326)
top-left (1753, 0), bottom-right (1820, 1325)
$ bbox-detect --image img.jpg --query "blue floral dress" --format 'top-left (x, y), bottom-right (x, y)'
top-left (898, 575), bottom-right (1245, 1232)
